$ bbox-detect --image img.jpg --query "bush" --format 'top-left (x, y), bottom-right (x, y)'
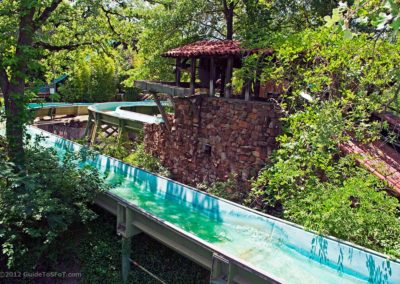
top-left (0, 137), bottom-right (105, 269)
top-left (285, 173), bottom-right (400, 258)
top-left (250, 102), bottom-right (400, 258)
top-left (59, 53), bottom-right (117, 102)
top-left (124, 143), bottom-right (171, 177)
top-left (197, 174), bottom-right (247, 203)
top-left (91, 133), bottom-right (133, 161)
top-left (123, 87), bottom-right (140, 102)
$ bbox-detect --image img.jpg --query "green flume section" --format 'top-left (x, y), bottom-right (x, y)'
top-left (88, 101), bottom-right (169, 124)
top-left (2, 126), bottom-right (399, 283)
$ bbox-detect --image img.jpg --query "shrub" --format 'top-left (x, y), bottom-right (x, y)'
top-left (197, 174), bottom-right (247, 203)
top-left (285, 173), bottom-right (400, 258)
top-left (0, 137), bottom-right (105, 269)
top-left (91, 133), bottom-right (133, 161)
top-left (123, 87), bottom-right (140, 102)
top-left (124, 143), bottom-right (170, 177)
top-left (250, 102), bottom-right (400, 258)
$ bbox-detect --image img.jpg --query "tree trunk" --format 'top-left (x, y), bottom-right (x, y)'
top-left (226, 5), bottom-right (234, 40)
top-left (223, 1), bottom-right (234, 40)
top-left (5, 86), bottom-right (26, 167)
top-left (4, 7), bottom-right (35, 168)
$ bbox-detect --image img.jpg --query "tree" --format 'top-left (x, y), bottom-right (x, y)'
top-left (0, 0), bottom-right (137, 168)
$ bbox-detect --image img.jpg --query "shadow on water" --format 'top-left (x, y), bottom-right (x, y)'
top-left (67, 146), bottom-right (226, 244)
top-left (366, 255), bottom-right (392, 284)
top-left (307, 234), bottom-right (397, 283)
top-left (311, 236), bottom-right (329, 264)
top-left (55, 137), bottom-right (75, 152)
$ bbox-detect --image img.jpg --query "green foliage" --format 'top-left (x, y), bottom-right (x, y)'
top-left (90, 133), bottom-right (132, 161)
top-left (76, 132), bottom-right (170, 177)
top-left (197, 174), bottom-right (247, 203)
top-left (124, 143), bottom-right (171, 177)
top-left (251, 98), bottom-right (400, 257)
top-left (285, 173), bottom-right (400, 257)
top-left (78, 209), bottom-right (209, 283)
top-left (248, 16), bottom-right (400, 256)
top-left (124, 87), bottom-right (140, 101)
top-left (58, 52), bottom-right (118, 102)
top-left (0, 138), bottom-right (105, 269)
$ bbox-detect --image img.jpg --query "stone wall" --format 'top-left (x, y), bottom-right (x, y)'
top-left (144, 96), bottom-right (282, 186)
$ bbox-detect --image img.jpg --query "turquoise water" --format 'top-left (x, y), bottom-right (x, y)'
top-left (27, 102), bottom-right (93, 109)
top-left (4, 126), bottom-right (400, 283)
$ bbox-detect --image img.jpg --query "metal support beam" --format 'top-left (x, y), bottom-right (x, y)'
top-left (118, 120), bottom-right (128, 145)
top-left (122, 237), bottom-right (131, 283)
top-left (84, 111), bottom-right (94, 138)
top-left (90, 113), bottom-right (100, 145)
top-left (117, 203), bottom-right (142, 283)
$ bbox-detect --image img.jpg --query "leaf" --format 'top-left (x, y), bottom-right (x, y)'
top-left (331, 9), bottom-right (341, 22)
top-left (343, 29), bottom-right (354, 40)
top-left (390, 17), bottom-right (400, 30)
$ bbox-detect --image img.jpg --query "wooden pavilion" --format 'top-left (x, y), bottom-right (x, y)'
top-left (135, 40), bottom-right (274, 101)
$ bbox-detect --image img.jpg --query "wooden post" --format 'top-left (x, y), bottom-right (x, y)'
top-left (209, 57), bottom-right (215, 96)
top-left (152, 92), bottom-right (171, 131)
top-left (254, 78), bottom-right (261, 98)
top-left (220, 66), bottom-right (226, 97)
top-left (225, 56), bottom-right (234, 98)
top-left (254, 53), bottom-right (267, 98)
top-left (190, 58), bottom-right (196, 95)
top-left (245, 81), bottom-right (251, 101)
top-left (176, 57), bottom-right (181, 87)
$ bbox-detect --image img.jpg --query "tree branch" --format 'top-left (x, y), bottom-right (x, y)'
top-left (101, 6), bottom-right (120, 36)
top-left (35, 41), bottom-right (93, 51)
top-left (35, 0), bottom-right (63, 29)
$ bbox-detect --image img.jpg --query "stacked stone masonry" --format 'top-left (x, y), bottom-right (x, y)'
top-left (144, 96), bottom-right (282, 186)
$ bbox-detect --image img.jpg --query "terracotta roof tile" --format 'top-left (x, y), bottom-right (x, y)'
top-left (163, 40), bottom-right (273, 58)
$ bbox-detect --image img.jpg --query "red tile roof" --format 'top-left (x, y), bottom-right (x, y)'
top-left (341, 139), bottom-right (400, 196)
top-left (163, 40), bottom-right (273, 58)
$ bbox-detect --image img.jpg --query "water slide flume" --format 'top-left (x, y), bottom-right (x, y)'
top-left (26, 101), bottom-right (168, 143)
top-left (4, 103), bottom-right (400, 283)
top-left (85, 101), bottom-right (170, 144)
top-left (28, 102), bottom-right (93, 118)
